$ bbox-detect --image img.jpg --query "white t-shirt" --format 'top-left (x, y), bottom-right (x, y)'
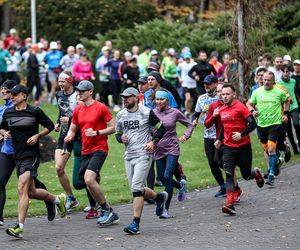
top-left (177, 61), bottom-right (197, 89)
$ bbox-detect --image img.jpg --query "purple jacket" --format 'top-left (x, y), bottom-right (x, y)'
top-left (153, 106), bottom-right (193, 160)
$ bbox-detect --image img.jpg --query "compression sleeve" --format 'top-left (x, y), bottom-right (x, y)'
top-left (240, 115), bottom-right (257, 137)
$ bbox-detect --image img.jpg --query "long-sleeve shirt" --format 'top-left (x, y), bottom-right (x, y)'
top-left (204, 99), bottom-right (223, 138)
top-left (153, 106), bottom-right (193, 160)
top-left (72, 60), bottom-right (95, 81)
top-left (188, 61), bottom-right (216, 85)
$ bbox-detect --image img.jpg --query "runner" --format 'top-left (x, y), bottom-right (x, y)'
top-left (0, 85), bottom-right (66, 238)
top-left (192, 75), bottom-right (226, 197)
top-left (153, 88), bottom-right (193, 218)
top-left (215, 84), bottom-right (264, 215)
top-left (54, 71), bottom-right (79, 211)
top-left (0, 80), bottom-right (57, 227)
top-left (249, 71), bottom-right (290, 185)
top-left (116, 87), bottom-right (168, 234)
top-left (64, 80), bottom-right (119, 226)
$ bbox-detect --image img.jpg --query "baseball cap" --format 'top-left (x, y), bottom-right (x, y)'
top-left (75, 80), bottom-right (94, 91)
top-left (168, 48), bottom-right (175, 55)
top-left (147, 62), bottom-right (160, 72)
top-left (293, 59), bottom-right (300, 65)
top-left (151, 50), bottom-right (158, 55)
top-left (49, 41), bottom-right (58, 50)
top-left (120, 87), bottom-right (139, 97)
top-left (183, 52), bottom-right (192, 59)
top-left (101, 46), bottom-right (110, 52)
top-left (10, 85), bottom-right (29, 95)
top-left (283, 55), bottom-right (292, 62)
top-left (203, 75), bottom-right (218, 84)
top-left (76, 43), bottom-right (84, 49)
top-left (1, 80), bottom-right (17, 90)
top-left (137, 76), bottom-right (148, 84)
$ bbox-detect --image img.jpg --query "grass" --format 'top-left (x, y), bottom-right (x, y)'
top-left (2, 102), bottom-right (296, 218)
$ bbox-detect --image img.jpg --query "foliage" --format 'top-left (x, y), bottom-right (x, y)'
top-left (9, 0), bottom-right (159, 46)
top-left (82, 18), bottom-right (231, 61)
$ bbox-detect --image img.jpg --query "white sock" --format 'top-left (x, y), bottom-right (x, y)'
top-left (53, 196), bottom-right (60, 204)
top-left (19, 223), bottom-right (24, 229)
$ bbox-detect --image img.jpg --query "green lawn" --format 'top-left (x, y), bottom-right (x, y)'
top-left (2, 103), bottom-right (295, 218)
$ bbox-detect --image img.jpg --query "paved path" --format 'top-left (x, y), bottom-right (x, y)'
top-left (0, 164), bottom-right (299, 250)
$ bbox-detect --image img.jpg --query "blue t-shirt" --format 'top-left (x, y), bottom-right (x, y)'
top-left (0, 100), bottom-right (14, 154)
top-left (44, 50), bottom-right (63, 70)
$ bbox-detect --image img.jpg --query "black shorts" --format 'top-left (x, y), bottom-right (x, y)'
top-left (183, 87), bottom-right (198, 97)
top-left (16, 157), bottom-right (40, 177)
top-left (79, 150), bottom-right (107, 177)
top-left (223, 144), bottom-right (252, 174)
top-left (56, 136), bottom-right (74, 153)
top-left (257, 124), bottom-right (281, 143)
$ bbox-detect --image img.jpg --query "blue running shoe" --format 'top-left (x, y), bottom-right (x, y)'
top-left (214, 188), bottom-right (226, 198)
top-left (266, 174), bottom-right (274, 186)
top-left (156, 191), bottom-right (168, 216)
top-left (124, 221), bottom-right (140, 235)
top-left (97, 209), bottom-right (119, 225)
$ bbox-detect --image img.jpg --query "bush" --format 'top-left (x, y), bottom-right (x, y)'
top-left (82, 19), bottom-right (231, 62)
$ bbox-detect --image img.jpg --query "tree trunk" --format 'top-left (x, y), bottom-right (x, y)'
top-left (237, 0), bottom-right (244, 97)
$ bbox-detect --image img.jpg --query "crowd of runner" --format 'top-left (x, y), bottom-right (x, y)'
top-left (0, 27), bottom-right (300, 237)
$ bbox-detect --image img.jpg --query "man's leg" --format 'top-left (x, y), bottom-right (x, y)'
top-left (55, 149), bottom-right (78, 211)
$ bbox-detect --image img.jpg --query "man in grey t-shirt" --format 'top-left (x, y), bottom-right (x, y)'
top-left (115, 87), bottom-right (167, 235)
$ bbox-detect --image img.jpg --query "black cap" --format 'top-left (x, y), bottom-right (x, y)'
top-left (10, 85), bottom-right (29, 95)
top-left (1, 80), bottom-right (17, 90)
top-left (137, 76), bottom-right (148, 84)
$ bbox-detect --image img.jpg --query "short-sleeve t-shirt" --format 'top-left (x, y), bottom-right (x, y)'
top-left (250, 86), bottom-right (287, 127)
top-left (219, 100), bottom-right (251, 148)
top-left (72, 101), bottom-right (113, 154)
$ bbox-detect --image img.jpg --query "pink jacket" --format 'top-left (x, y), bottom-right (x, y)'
top-left (72, 60), bottom-right (95, 81)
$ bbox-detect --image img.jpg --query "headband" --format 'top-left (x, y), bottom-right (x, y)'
top-left (155, 90), bottom-right (170, 102)
top-left (58, 72), bottom-right (73, 84)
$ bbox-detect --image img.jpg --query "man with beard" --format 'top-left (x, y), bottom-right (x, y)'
top-left (115, 87), bottom-right (167, 235)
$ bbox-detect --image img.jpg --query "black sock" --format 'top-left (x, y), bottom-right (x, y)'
top-left (100, 202), bottom-right (110, 211)
top-left (133, 217), bottom-right (140, 224)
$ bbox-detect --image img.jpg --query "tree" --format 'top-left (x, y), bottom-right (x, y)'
top-left (9, 0), bottom-right (159, 45)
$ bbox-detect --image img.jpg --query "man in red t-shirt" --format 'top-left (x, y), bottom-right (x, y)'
top-left (65, 80), bottom-right (119, 225)
top-left (215, 84), bottom-right (264, 215)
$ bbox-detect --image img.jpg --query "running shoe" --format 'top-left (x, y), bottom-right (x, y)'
top-left (266, 174), bottom-right (274, 186)
top-left (275, 157), bottom-right (283, 176)
top-left (233, 187), bottom-right (243, 203)
top-left (124, 221), bottom-right (140, 235)
top-left (156, 191), bottom-right (168, 216)
top-left (46, 203), bottom-right (56, 221)
top-left (56, 193), bottom-right (67, 218)
top-left (284, 145), bottom-right (291, 162)
top-left (97, 209), bottom-right (119, 225)
top-left (83, 203), bottom-right (100, 212)
top-left (222, 203), bottom-right (236, 216)
top-left (254, 168), bottom-right (264, 188)
top-left (65, 197), bottom-right (79, 211)
top-left (214, 188), bottom-right (226, 198)
top-left (177, 179), bottom-right (187, 202)
top-left (85, 208), bottom-right (99, 219)
top-left (159, 209), bottom-right (171, 219)
top-left (6, 224), bottom-right (23, 238)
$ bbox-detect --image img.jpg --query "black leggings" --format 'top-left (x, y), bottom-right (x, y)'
top-left (0, 153), bottom-right (50, 221)
top-left (0, 153), bottom-right (15, 220)
top-left (204, 138), bottom-right (225, 187)
top-left (287, 109), bottom-right (300, 152)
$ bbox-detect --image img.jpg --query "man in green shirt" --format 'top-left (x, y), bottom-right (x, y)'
top-left (277, 64), bottom-right (300, 155)
top-left (249, 71), bottom-right (289, 185)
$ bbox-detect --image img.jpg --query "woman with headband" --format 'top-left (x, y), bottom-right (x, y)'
top-left (153, 88), bottom-right (194, 218)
